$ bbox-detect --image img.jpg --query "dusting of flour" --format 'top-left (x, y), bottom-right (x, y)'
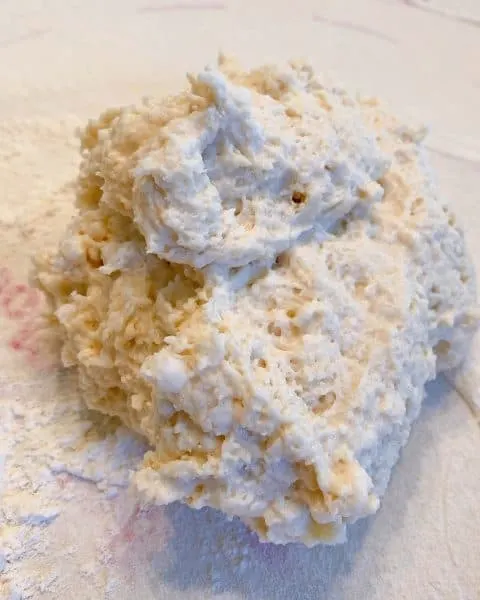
top-left (0, 117), bottom-right (143, 598)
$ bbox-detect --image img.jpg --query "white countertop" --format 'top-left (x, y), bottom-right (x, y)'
top-left (1, 1), bottom-right (479, 599)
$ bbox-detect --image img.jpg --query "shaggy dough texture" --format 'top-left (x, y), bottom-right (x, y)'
top-left (34, 57), bottom-right (478, 546)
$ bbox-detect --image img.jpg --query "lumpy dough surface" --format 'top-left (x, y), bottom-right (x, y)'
top-left (34, 57), bottom-right (478, 546)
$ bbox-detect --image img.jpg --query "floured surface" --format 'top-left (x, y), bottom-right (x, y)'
top-left (1, 0), bottom-right (480, 599)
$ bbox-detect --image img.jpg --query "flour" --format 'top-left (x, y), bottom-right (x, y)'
top-left (0, 117), bottom-right (149, 599)
top-left (33, 57), bottom-right (478, 547)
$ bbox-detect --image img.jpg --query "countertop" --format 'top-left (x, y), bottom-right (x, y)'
top-left (1, 1), bottom-right (479, 599)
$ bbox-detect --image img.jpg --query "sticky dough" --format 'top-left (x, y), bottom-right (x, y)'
top-left (34, 56), bottom-right (478, 545)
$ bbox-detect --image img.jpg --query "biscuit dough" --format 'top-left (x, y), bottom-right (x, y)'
top-left (34, 57), bottom-right (478, 545)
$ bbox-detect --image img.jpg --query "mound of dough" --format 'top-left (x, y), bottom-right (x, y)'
top-left (34, 57), bottom-right (478, 545)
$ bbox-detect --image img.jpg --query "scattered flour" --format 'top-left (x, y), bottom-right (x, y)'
top-left (0, 368), bottom-right (148, 598)
top-left (0, 117), bottom-right (147, 599)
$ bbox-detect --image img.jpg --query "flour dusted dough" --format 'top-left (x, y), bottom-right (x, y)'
top-left (34, 57), bottom-right (478, 546)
